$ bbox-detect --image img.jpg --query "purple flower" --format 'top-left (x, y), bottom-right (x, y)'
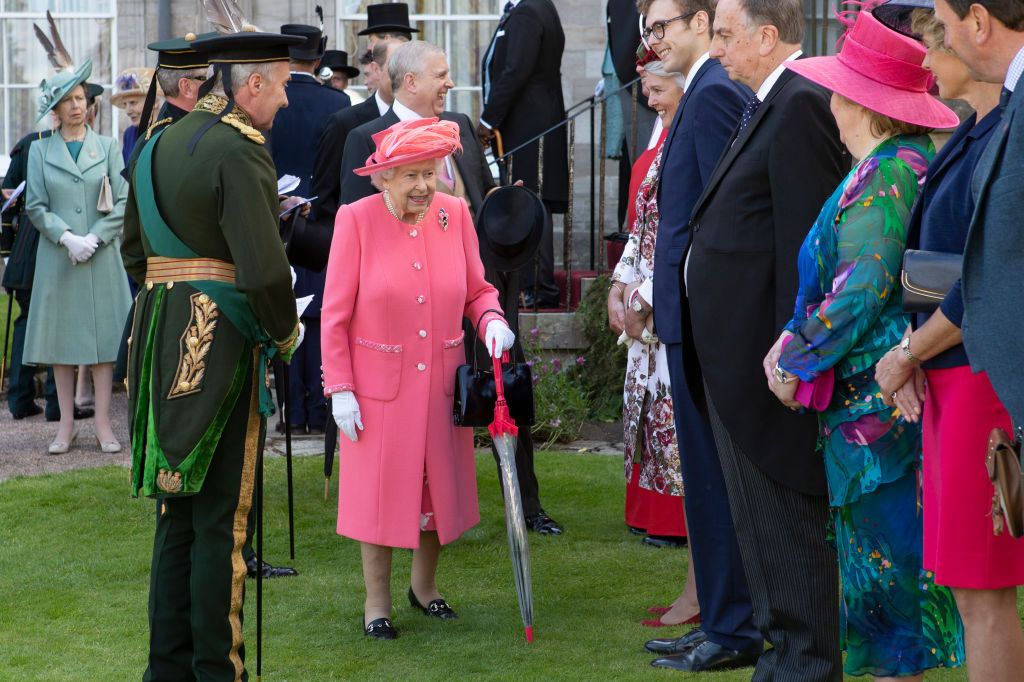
top-left (526, 360), bottom-right (535, 368)
top-left (551, 358), bottom-right (562, 371)
top-left (549, 418), bottom-right (562, 428)
top-left (575, 356), bottom-right (586, 366)
top-left (530, 327), bottom-right (540, 339)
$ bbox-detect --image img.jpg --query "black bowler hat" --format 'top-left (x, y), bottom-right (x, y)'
top-left (358, 3), bottom-right (419, 36)
top-left (321, 49), bottom-right (361, 78)
top-left (476, 186), bottom-right (546, 273)
top-left (281, 24), bottom-right (327, 61)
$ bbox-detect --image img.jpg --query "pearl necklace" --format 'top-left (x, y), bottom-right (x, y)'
top-left (383, 190), bottom-right (426, 225)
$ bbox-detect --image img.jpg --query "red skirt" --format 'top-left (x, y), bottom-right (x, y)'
top-left (922, 366), bottom-right (1024, 588)
top-left (625, 464), bottom-right (686, 537)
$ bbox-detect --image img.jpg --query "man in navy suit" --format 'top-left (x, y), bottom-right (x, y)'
top-left (624, 0), bottom-right (761, 673)
top-left (271, 24), bottom-right (350, 436)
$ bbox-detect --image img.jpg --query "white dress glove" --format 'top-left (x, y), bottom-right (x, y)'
top-left (484, 319), bottom-right (516, 358)
top-left (59, 231), bottom-right (97, 264)
top-left (290, 266), bottom-right (297, 289)
top-left (332, 391), bottom-right (364, 442)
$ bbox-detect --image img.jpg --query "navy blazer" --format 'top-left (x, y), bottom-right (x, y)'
top-left (962, 80), bottom-right (1024, 425)
top-left (652, 59), bottom-right (749, 344)
top-left (270, 73), bottom-right (351, 197)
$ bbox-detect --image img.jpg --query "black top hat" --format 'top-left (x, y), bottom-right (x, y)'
top-left (321, 50), bottom-right (361, 78)
top-left (358, 3), bottom-right (419, 36)
top-left (281, 24), bottom-right (327, 61)
top-left (476, 186), bottom-right (546, 273)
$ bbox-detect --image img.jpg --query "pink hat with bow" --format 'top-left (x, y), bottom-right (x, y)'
top-left (785, 8), bottom-right (959, 130)
top-left (354, 118), bottom-right (463, 176)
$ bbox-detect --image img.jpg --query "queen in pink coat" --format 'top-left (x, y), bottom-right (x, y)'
top-left (321, 118), bottom-right (515, 640)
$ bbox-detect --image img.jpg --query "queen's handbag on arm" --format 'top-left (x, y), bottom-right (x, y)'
top-left (901, 249), bottom-right (961, 314)
top-left (453, 309), bottom-right (535, 427)
top-left (986, 426), bottom-right (1024, 538)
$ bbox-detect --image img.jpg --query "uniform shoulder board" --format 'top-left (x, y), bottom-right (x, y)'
top-left (145, 117), bottom-right (175, 141)
top-left (220, 111), bottom-right (265, 145)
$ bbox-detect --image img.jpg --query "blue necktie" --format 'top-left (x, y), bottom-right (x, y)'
top-left (1000, 86), bottom-right (1013, 114)
top-left (739, 96), bottom-right (761, 131)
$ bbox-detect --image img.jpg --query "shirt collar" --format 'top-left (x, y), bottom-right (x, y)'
top-left (684, 53), bottom-right (711, 91)
top-left (374, 90), bottom-right (390, 117)
top-left (756, 49), bottom-right (802, 102)
top-left (391, 98), bottom-right (422, 122)
top-left (1005, 44), bottom-right (1024, 92)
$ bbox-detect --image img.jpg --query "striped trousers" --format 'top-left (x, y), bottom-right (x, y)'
top-left (706, 390), bottom-right (842, 682)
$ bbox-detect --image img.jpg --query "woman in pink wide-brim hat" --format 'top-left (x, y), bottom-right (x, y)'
top-left (765, 7), bottom-right (964, 679)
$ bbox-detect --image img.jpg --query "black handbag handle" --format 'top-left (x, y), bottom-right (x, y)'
top-left (469, 308), bottom-right (524, 372)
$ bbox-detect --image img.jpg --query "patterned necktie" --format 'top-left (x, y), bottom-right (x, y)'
top-left (1000, 87), bottom-right (1013, 114)
top-left (739, 96), bottom-right (762, 131)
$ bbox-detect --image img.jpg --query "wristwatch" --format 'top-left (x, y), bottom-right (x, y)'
top-left (899, 336), bottom-right (920, 364)
top-left (629, 290), bottom-right (645, 313)
top-left (773, 364), bottom-right (794, 384)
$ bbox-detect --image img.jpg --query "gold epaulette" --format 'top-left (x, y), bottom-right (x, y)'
top-left (145, 118), bottom-right (174, 140)
top-left (220, 111), bottom-right (265, 145)
top-left (194, 93), bottom-right (265, 145)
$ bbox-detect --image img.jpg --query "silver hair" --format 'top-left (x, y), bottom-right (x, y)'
top-left (157, 67), bottom-right (207, 98)
top-left (388, 41), bottom-right (446, 93)
top-left (643, 60), bottom-right (686, 89)
top-left (205, 62), bottom-right (280, 96)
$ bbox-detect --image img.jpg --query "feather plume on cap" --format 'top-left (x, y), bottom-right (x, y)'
top-left (203, 0), bottom-right (259, 34)
top-left (316, 5), bottom-right (325, 31)
top-left (34, 10), bottom-right (75, 71)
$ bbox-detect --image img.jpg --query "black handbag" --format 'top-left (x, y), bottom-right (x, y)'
top-left (901, 249), bottom-right (962, 314)
top-left (453, 309), bottom-right (535, 427)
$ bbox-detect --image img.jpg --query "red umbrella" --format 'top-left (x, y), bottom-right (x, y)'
top-left (489, 350), bottom-right (535, 642)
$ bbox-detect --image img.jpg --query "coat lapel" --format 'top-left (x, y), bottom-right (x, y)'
top-left (968, 92), bottom-right (1020, 241)
top-left (43, 132), bottom-right (82, 178)
top-left (662, 59), bottom-right (714, 158)
top-left (77, 128), bottom-right (106, 176)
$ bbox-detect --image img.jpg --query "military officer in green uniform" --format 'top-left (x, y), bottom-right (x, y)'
top-left (122, 29), bottom-right (304, 681)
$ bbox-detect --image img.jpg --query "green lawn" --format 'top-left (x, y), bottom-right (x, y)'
top-left (0, 452), bottom-right (979, 681)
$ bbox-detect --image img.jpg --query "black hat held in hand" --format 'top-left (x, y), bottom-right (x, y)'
top-left (477, 186), bottom-right (546, 273)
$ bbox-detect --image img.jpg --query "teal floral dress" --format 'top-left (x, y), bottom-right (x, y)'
top-left (778, 135), bottom-right (964, 676)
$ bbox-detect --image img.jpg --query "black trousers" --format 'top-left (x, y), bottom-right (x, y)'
top-left (705, 389), bottom-right (842, 682)
top-left (5, 288), bottom-right (57, 417)
top-left (518, 202), bottom-right (560, 306)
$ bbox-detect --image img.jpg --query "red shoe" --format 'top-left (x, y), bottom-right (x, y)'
top-left (647, 605), bottom-right (670, 614)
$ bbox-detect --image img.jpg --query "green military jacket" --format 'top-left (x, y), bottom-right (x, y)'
top-left (123, 96), bottom-right (298, 498)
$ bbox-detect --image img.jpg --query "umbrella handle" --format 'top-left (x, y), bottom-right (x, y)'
top-left (491, 350), bottom-right (511, 403)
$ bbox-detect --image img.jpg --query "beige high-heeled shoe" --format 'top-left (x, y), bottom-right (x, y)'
top-left (95, 435), bottom-right (122, 453)
top-left (48, 431), bottom-right (78, 455)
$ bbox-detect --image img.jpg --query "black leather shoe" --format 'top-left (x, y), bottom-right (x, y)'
top-left (628, 525), bottom-right (646, 536)
top-left (12, 403), bottom-right (43, 420)
top-left (645, 628), bottom-right (707, 655)
top-left (408, 587), bottom-right (458, 619)
top-left (45, 406), bottom-right (94, 422)
top-left (245, 556), bottom-right (299, 579)
top-left (525, 511), bottom-right (563, 535)
top-left (650, 640), bottom-right (760, 672)
top-left (275, 421), bottom-right (306, 435)
top-left (363, 617), bottom-right (397, 640)
top-left (642, 535), bottom-right (687, 548)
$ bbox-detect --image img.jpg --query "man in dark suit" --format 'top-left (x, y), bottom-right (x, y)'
top-left (311, 38), bottom-right (405, 221)
top-left (682, 0), bottom-right (848, 678)
top-left (478, 0), bottom-right (567, 308)
top-left (270, 24), bottom-right (350, 438)
top-left (623, 0), bottom-right (761, 673)
top-left (338, 40), bottom-right (563, 535)
top-left (935, 0), bottom-right (1024, 427)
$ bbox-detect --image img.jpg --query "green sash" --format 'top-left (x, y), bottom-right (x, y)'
top-left (130, 129), bottom-right (278, 497)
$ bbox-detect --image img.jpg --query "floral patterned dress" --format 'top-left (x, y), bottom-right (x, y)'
top-left (613, 135), bottom-right (683, 504)
top-left (779, 135), bottom-right (963, 676)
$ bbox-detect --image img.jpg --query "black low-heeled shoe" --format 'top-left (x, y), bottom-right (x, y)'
top-left (363, 616), bottom-right (397, 639)
top-left (408, 587), bottom-right (458, 619)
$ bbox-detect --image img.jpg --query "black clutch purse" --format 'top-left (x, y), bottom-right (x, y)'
top-left (453, 310), bottom-right (535, 427)
top-left (901, 249), bottom-right (962, 314)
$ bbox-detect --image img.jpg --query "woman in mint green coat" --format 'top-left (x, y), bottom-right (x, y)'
top-left (24, 60), bottom-right (130, 455)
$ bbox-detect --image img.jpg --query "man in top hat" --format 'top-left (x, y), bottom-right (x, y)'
top-left (360, 2), bottom-right (418, 46)
top-left (320, 49), bottom-right (363, 102)
top-left (122, 27), bottom-right (304, 680)
top-left (270, 23), bottom-right (350, 441)
top-left (478, 0), bottom-right (568, 309)
top-left (339, 40), bottom-right (564, 534)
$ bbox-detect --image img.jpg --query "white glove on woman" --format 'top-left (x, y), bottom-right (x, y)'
top-left (59, 231), bottom-right (97, 264)
top-left (484, 319), bottom-right (516, 358)
top-left (332, 391), bottom-right (363, 442)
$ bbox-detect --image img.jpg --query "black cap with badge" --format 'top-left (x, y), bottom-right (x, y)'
top-left (137, 31), bottom-right (218, 136)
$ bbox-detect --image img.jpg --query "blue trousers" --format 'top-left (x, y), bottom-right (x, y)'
top-left (664, 341), bottom-right (760, 654)
top-left (6, 288), bottom-right (57, 417)
top-left (287, 317), bottom-right (326, 429)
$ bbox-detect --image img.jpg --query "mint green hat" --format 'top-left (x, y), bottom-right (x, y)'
top-left (37, 59), bottom-right (93, 122)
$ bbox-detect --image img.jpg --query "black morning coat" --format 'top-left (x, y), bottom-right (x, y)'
top-left (481, 0), bottom-right (568, 211)
top-left (311, 94), bottom-right (382, 221)
top-left (682, 66), bottom-right (849, 496)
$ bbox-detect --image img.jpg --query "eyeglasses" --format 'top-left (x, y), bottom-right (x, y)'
top-left (642, 11), bottom-right (697, 40)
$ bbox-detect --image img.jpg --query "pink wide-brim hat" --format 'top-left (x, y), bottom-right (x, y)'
top-left (353, 117), bottom-right (463, 176)
top-left (786, 9), bottom-right (959, 130)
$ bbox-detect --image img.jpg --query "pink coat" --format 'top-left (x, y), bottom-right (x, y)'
top-left (321, 192), bottom-right (504, 549)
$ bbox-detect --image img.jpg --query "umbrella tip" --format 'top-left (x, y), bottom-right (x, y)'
top-left (524, 626), bottom-right (534, 643)
top-left (324, 477), bottom-right (329, 500)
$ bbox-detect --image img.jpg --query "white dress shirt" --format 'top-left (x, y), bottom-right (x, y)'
top-left (1006, 44), bottom-right (1024, 92)
top-left (374, 91), bottom-right (389, 117)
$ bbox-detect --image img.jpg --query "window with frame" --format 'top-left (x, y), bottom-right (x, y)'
top-left (0, 0), bottom-right (118, 174)
top-left (335, 0), bottom-right (501, 122)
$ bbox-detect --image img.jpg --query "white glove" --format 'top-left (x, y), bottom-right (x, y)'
top-left (290, 266), bottom-right (297, 289)
top-left (332, 391), bottom-right (363, 442)
top-left (484, 319), bottom-right (515, 358)
top-left (59, 231), bottom-right (97, 264)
